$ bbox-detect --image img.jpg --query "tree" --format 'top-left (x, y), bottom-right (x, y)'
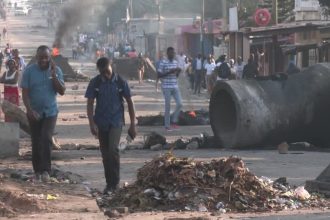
top-left (319, 0), bottom-right (330, 8)
top-left (319, 0), bottom-right (330, 17)
top-left (277, 0), bottom-right (295, 23)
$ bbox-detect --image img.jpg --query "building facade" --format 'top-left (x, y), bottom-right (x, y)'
top-left (295, 0), bottom-right (322, 21)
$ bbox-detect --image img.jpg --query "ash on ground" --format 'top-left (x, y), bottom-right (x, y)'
top-left (97, 153), bottom-right (329, 213)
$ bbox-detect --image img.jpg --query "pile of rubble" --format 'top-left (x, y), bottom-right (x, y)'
top-left (27, 55), bottom-right (89, 82)
top-left (141, 132), bottom-right (220, 151)
top-left (98, 154), bottom-right (329, 213)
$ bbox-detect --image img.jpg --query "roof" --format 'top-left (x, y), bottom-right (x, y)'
top-left (226, 21), bottom-right (330, 36)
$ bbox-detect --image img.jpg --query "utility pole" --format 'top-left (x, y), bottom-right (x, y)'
top-left (272, 0), bottom-right (278, 24)
top-left (129, 0), bottom-right (133, 19)
top-left (200, 0), bottom-right (205, 57)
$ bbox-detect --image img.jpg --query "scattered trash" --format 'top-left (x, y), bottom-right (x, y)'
top-left (294, 186), bottom-right (311, 200)
top-left (215, 202), bottom-right (225, 210)
top-left (119, 134), bottom-right (134, 152)
top-left (198, 203), bottom-right (208, 212)
top-left (150, 144), bottom-right (162, 151)
top-left (26, 194), bottom-right (45, 200)
top-left (143, 132), bottom-right (166, 149)
top-left (5, 167), bottom-right (84, 184)
top-left (46, 194), bottom-right (58, 200)
top-left (52, 137), bottom-right (61, 150)
top-left (78, 114), bottom-right (88, 119)
top-left (96, 153), bottom-right (330, 213)
top-left (61, 117), bottom-right (78, 122)
top-left (104, 208), bottom-right (121, 218)
top-left (71, 84), bottom-right (79, 90)
top-left (0, 188), bottom-right (46, 217)
top-left (186, 140), bottom-right (199, 150)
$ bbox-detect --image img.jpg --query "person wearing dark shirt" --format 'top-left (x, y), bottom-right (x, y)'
top-left (286, 61), bottom-right (300, 75)
top-left (243, 54), bottom-right (259, 79)
top-left (85, 57), bottom-right (136, 195)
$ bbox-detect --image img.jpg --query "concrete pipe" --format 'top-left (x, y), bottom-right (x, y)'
top-left (209, 63), bottom-right (330, 148)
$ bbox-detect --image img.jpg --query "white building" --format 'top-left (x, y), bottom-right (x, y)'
top-left (295, 0), bottom-right (322, 21)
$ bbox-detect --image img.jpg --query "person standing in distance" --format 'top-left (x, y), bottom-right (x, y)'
top-left (157, 47), bottom-right (183, 131)
top-left (21, 45), bottom-right (66, 182)
top-left (85, 57), bottom-right (136, 195)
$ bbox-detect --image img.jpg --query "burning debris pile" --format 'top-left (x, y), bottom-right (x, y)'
top-left (137, 110), bottom-right (209, 126)
top-left (98, 154), bottom-right (329, 213)
top-left (27, 55), bottom-right (88, 82)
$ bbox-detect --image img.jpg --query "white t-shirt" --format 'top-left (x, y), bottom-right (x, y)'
top-left (234, 62), bottom-right (245, 79)
top-left (176, 54), bottom-right (186, 70)
top-left (204, 62), bottom-right (216, 75)
top-left (196, 59), bottom-right (202, 70)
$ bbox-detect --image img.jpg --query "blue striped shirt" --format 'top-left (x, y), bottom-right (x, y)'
top-left (157, 59), bottom-right (179, 89)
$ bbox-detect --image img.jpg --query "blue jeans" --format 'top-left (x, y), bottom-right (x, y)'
top-left (162, 87), bottom-right (183, 128)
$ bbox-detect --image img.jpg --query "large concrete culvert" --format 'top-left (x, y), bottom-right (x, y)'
top-left (210, 63), bottom-right (330, 148)
top-left (209, 85), bottom-right (238, 147)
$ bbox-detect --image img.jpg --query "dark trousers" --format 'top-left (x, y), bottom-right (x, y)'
top-left (28, 116), bottom-right (57, 173)
top-left (188, 74), bottom-right (194, 90)
top-left (98, 127), bottom-right (122, 189)
top-left (194, 70), bottom-right (203, 94)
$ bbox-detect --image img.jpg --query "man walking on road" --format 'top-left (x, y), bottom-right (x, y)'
top-left (21, 45), bottom-right (66, 182)
top-left (157, 47), bottom-right (183, 131)
top-left (85, 57), bottom-right (136, 195)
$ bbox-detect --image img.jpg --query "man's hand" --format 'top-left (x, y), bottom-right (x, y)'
top-left (128, 124), bottom-right (137, 140)
top-left (89, 122), bottom-right (98, 137)
top-left (27, 109), bottom-right (40, 121)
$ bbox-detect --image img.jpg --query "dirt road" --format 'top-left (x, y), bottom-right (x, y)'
top-left (0, 5), bottom-right (330, 220)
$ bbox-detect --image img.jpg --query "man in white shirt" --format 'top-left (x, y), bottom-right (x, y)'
top-left (204, 56), bottom-right (216, 95)
top-left (234, 56), bottom-right (245, 79)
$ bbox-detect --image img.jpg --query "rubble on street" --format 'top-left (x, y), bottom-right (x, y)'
top-left (97, 153), bottom-right (330, 213)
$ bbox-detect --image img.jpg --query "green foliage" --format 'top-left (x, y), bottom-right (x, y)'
top-left (319, 0), bottom-right (330, 17)
top-left (277, 0), bottom-right (295, 23)
top-left (319, 0), bottom-right (330, 8)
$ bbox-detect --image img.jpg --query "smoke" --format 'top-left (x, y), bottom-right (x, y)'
top-left (54, 0), bottom-right (93, 47)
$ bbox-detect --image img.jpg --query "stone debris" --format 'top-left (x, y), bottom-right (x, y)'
top-left (142, 132), bottom-right (220, 151)
top-left (4, 167), bottom-right (84, 184)
top-left (97, 153), bottom-right (329, 213)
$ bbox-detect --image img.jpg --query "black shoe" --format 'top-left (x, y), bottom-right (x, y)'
top-left (103, 185), bottom-right (117, 195)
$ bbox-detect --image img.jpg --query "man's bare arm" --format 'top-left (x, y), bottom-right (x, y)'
top-left (125, 96), bottom-right (137, 139)
top-left (87, 98), bottom-right (98, 137)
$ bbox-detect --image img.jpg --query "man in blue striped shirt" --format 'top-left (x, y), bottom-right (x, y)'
top-left (157, 47), bottom-right (183, 131)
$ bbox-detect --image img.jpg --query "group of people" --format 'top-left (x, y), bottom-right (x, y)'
top-left (176, 52), bottom-right (267, 96)
top-left (0, 45), bottom-right (136, 195)
top-left (1, 43), bottom-right (303, 196)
